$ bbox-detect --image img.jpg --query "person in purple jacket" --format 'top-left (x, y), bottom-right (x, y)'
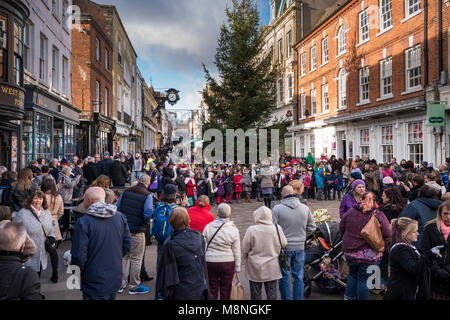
top-left (339, 192), bottom-right (392, 300)
top-left (215, 170), bottom-right (225, 205)
top-left (339, 179), bottom-right (366, 218)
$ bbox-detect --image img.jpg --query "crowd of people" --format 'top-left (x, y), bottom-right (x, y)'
top-left (0, 147), bottom-right (449, 301)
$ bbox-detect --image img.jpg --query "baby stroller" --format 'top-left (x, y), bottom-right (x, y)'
top-left (303, 210), bottom-right (346, 298)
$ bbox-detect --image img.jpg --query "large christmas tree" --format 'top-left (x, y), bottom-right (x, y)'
top-left (202, 0), bottom-right (277, 132)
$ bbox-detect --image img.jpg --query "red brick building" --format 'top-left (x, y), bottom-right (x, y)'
top-left (72, 0), bottom-right (115, 158)
top-left (289, 0), bottom-right (448, 166)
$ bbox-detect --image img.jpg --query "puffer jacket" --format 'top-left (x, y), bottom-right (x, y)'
top-left (242, 207), bottom-right (287, 282)
top-left (203, 219), bottom-right (241, 271)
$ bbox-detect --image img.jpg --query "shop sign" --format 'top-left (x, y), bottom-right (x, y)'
top-left (426, 101), bottom-right (446, 127)
top-left (0, 84), bottom-right (24, 108)
top-left (79, 112), bottom-right (92, 121)
top-left (116, 125), bottom-right (129, 136)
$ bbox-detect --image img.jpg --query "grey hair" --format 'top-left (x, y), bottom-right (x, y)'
top-left (139, 174), bottom-right (150, 185)
top-left (62, 166), bottom-right (72, 175)
top-left (217, 203), bottom-right (231, 218)
top-left (0, 221), bottom-right (27, 252)
top-left (87, 156), bottom-right (95, 163)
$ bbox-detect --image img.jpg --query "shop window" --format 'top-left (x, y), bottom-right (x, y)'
top-left (64, 123), bottom-right (75, 159)
top-left (34, 112), bottom-right (52, 161)
top-left (381, 125), bottom-right (393, 163)
top-left (0, 15), bottom-right (7, 80)
top-left (14, 21), bottom-right (23, 86)
top-left (407, 121), bottom-right (423, 165)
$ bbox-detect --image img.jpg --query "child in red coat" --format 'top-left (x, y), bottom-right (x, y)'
top-left (233, 170), bottom-right (243, 203)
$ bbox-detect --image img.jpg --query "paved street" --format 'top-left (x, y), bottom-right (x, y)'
top-left (40, 197), bottom-right (382, 300)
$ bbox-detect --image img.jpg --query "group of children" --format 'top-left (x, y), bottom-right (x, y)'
top-left (277, 163), bottom-right (344, 202)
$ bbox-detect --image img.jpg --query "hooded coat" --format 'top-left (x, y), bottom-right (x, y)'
top-left (242, 207), bottom-right (287, 282)
top-left (399, 198), bottom-right (442, 246)
top-left (271, 195), bottom-right (315, 251)
top-left (71, 202), bottom-right (131, 298)
top-left (156, 228), bottom-right (209, 300)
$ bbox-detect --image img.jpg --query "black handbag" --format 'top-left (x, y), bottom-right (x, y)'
top-left (275, 224), bottom-right (290, 271)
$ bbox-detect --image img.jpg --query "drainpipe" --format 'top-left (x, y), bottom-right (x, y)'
top-left (424, 0), bottom-right (429, 88)
top-left (438, 0), bottom-right (443, 76)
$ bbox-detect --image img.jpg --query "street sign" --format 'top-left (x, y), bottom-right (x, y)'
top-left (426, 101), bottom-right (446, 126)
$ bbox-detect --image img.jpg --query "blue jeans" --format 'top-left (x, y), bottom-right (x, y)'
top-left (135, 171), bottom-right (142, 180)
top-left (83, 292), bottom-right (116, 300)
top-left (345, 260), bottom-right (380, 300)
top-left (279, 250), bottom-right (305, 300)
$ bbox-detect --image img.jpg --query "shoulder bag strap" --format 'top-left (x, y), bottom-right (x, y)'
top-left (28, 208), bottom-right (48, 238)
top-left (207, 222), bottom-right (226, 249)
top-left (275, 224), bottom-right (283, 253)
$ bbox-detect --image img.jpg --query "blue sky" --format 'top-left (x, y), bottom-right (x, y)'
top-left (94, 0), bottom-right (271, 111)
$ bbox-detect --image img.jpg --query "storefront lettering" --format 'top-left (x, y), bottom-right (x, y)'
top-left (0, 85), bottom-right (25, 108)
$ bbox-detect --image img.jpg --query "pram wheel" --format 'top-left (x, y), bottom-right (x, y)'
top-left (303, 285), bottom-right (311, 298)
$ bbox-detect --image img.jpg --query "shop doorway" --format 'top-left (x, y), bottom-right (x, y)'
top-left (0, 130), bottom-right (11, 168)
top-left (54, 119), bottom-right (64, 160)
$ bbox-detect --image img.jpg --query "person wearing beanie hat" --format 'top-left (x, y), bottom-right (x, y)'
top-left (339, 180), bottom-right (366, 219)
top-left (382, 176), bottom-right (394, 186)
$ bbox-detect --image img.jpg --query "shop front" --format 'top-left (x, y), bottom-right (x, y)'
top-left (23, 85), bottom-right (80, 164)
top-left (77, 112), bottom-right (115, 158)
top-left (0, 0), bottom-right (29, 171)
top-left (115, 122), bottom-right (130, 154)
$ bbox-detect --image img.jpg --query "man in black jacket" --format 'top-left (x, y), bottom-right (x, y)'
top-left (0, 221), bottom-right (43, 300)
top-left (99, 152), bottom-right (114, 178)
top-left (116, 174), bottom-right (153, 295)
top-left (111, 158), bottom-right (128, 187)
top-left (83, 157), bottom-right (99, 186)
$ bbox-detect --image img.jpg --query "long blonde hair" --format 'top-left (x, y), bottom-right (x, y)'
top-left (426, 200), bottom-right (450, 233)
top-left (391, 217), bottom-right (418, 245)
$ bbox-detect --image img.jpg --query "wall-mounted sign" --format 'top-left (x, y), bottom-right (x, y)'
top-left (0, 84), bottom-right (24, 108)
top-left (426, 100), bottom-right (447, 127)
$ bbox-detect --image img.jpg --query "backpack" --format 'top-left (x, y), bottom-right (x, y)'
top-left (151, 202), bottom-right (177, 243)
